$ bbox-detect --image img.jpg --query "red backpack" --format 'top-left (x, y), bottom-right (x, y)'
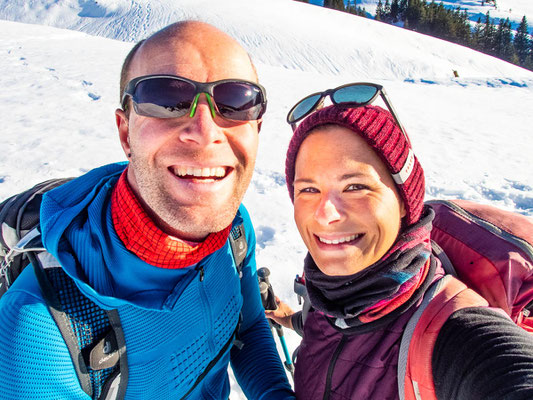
top-left (398, 199), bottom-right (533, 400)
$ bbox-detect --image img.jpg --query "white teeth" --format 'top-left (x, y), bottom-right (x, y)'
top-left (174, 166), bottom-right (227, 178)
top-left (319, 234), bottom-right (360, 245)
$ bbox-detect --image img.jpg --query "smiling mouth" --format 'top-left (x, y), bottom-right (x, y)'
top-left (170, 166), bottom-right (230, 181)
top-left (317, 234), bottom-right (364, 245)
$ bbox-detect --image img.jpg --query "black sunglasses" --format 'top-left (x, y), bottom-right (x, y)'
top-left (121, 75), bottom-right (267, 121)
top-left (286, 82), bottom-right (409, 144)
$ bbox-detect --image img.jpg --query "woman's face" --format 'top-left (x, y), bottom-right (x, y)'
top-left (293, 125), bottom-right (406, 276)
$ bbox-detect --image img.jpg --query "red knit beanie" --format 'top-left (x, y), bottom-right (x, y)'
top-left (285, 105), bottom-right (425, 226)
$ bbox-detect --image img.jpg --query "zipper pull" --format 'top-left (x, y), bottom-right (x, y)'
top-left (196, 265), bottom-right (205, 281)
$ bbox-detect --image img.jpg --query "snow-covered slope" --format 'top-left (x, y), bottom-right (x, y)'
top-left (1, 0), bottom-right (532, 396)
top-left (0, 0), bottom-right (531, 79)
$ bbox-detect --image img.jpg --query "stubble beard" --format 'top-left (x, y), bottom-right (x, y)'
top-left (129, 154), bottom-right (251, 239)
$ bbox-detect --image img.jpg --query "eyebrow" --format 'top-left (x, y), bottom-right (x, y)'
top-left (294, 172), bottom-right (370, 185)
top-left (293, 178), bottom-right (315, 184)
top-left (340, 172), bottom-right (369, 180)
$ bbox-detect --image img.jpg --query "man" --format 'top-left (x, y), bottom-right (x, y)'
top-left (0, 21), bottom-right (294, 399)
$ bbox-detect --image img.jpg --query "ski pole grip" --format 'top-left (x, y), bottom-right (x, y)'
top-left (257, 267), bottom-right (271, 284)
top-left (258, 276), bottom-right (277, 311)
top-left (259, 281), bottom-right (270, 307)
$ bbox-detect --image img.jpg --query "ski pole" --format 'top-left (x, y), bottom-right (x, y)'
top-left (257, 267), bottom-right (295, 379)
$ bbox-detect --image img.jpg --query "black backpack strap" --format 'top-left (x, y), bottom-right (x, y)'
top-left (229, 224), bottom-right (247, 278)
top-left (28, 249), bottom-right (94, 397)
top-left (26, 240), bottom-right (127, 399)
top-left (97, 310), bottom-right (128, 400)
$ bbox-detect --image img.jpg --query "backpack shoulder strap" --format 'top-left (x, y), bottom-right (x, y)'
top-left (28, 247), bottom-right (95, 397)
top-left (229, 223), bottom-right (247, 277)
top-left (398, 275), bottom-right (489, 400)
top-left (26, 238), bottom-right (127, 400)
top-left (430, 240), bottom-right (457, 277)
top-left (398, 276), bottom-right (447, 400)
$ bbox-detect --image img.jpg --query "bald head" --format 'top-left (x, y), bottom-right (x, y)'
top-left (119, 21), bottom-right (258, 105)
top-left (115, 20), bottom-right (263, 240)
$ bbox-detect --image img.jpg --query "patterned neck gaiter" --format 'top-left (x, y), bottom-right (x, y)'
top-left (111, 169), bottom-right (231, 269)
top-left (304, 207), bottom-right (436, 329)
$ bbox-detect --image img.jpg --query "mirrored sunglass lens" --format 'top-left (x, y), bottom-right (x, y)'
top-left (133, 78), bottom-right (196, 118)
top-left (289, 94), bottom-right (322, 123)
top-left (213, 82), bottom-right (265, 120)
top-left (333, 85), bottom-right (378, 105)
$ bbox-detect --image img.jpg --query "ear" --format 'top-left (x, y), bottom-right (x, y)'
top-left (115, 108), bottom-right (131, 159)
top-left (257, 118), bottom-right (263, 134)
top-left (399, 198), bottom-right (407, 219)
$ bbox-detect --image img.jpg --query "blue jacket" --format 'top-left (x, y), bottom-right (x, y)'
top-left (0, 163), bottom-right (294, 399)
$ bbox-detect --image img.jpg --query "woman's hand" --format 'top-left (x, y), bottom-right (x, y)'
top-left (264, 296), bottom-right (295, 330)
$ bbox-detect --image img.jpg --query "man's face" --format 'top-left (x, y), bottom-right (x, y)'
top-left (116, 33), bottom-right (260, 240)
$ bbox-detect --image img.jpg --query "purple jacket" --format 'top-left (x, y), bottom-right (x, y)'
top-left (294, 303), bottom-right (418, 400)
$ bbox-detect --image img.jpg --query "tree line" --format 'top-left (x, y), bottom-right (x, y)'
top-left (298, 0), bottom-right (533, 71)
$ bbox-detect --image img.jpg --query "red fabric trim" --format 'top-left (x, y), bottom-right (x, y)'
top-left (111, 169), bottom-right (231, 269)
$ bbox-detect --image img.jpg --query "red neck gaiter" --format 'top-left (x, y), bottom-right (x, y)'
top-left (111, 169), bottom-right (231, 269)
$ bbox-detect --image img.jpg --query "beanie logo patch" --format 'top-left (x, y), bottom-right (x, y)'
top-left (392, 149), bottom-right (415, 185)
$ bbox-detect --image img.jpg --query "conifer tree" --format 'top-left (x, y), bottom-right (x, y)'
top-left (530, 33), bottom-right (533, 67)
top-left (448, 8), bottom-right (470, 45)
top-left (399, 0), bottom-right (408, 19)
top-left (384, 0), bottom-right (392, 21)
top-left (405, 0), bottom-right (424, 30)
top-left (514, 16), bottom-right (531, 64)
top-left (480, 11), bottom-right (496, 54)
top-left (334, 0), bottom-right (346, 11)
top-left (425, 1), bottom-right (436, 34)
top-left (391, 0), bottom-right (400, 22)
top-left (375, 0), bottom-right (384, 21)
top-left (471, 17), bottom-right (483, 49)
top-left (494, 18), bottom-right (513, 60)
top-left (458, 10), bottom-right (471, 45)
top-left (523, 52), bottom-right (532, 71)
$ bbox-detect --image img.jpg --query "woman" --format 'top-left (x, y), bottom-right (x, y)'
top-left (266, 83), bottom-right (533, 400)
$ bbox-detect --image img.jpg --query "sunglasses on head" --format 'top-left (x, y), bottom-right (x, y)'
top-left (286, 82), bottom-right (409, 143)
top-left (121, 74), bottom-right (268, 122)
